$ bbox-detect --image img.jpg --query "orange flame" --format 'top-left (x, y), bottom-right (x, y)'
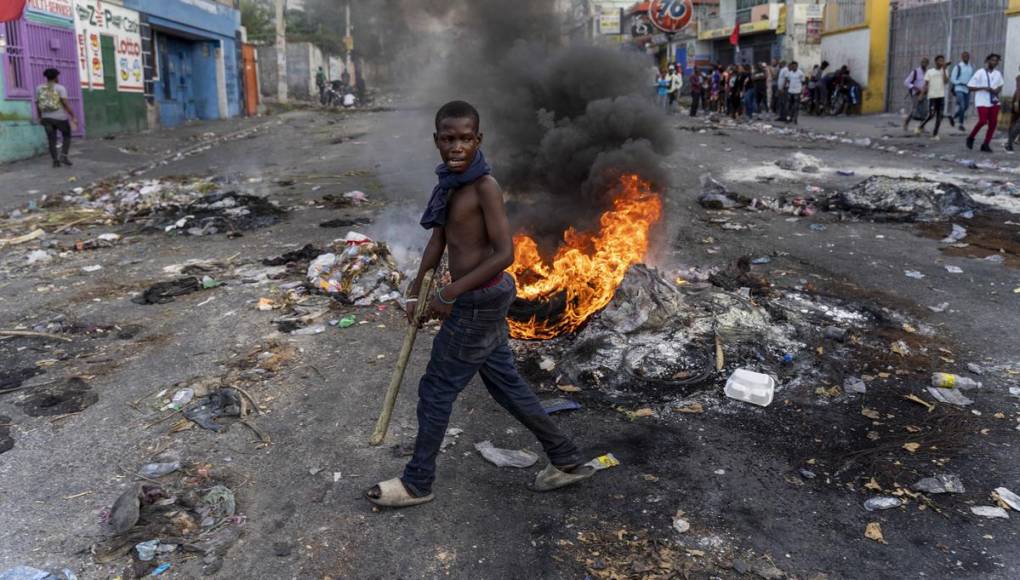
top-left (507, 174), bottom-right (663, 339)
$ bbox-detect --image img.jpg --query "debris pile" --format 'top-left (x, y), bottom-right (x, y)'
top-left (835, 176), bottom-right (977, 221)
top-left (307, 232), bottom-right (403, 305)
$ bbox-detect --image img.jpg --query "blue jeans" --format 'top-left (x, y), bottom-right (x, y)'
top-left (954, 89), bottom-right (969, 125)
top-left (401, 273), bottom-right (581, 495)
top-left (742, 89), bottom-right (756, 118)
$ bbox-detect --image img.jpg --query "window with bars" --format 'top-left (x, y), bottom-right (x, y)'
top-left (3, 20), bottom-right (31, 99)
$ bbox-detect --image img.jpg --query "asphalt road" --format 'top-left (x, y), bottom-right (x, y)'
top-left (0, 105), bottom-right (1018, 579)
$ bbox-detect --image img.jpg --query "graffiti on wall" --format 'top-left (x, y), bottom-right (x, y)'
top-left (73, 0), bottom-right (143, 93)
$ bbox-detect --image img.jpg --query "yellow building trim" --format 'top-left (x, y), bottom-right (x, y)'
top-left (863, 0), bottom-right (890, 114)
top-left (1009, 0), bottom-right (1020, 15)
top-left (820, 22), bottom-right (868, 37)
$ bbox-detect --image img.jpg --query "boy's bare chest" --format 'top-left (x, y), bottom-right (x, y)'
top-left (446, 187), bottom-right (482, 229)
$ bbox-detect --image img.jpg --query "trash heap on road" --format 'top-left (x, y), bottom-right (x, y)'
top-left (307, 232), bottom-right (403, 305)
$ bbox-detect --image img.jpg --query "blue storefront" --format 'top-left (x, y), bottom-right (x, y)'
top-left (122, 0), bottom-right (240, 127)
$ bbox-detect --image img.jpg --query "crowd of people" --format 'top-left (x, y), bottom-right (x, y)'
top-left (654, 60), bottom-right (860, 124)
top-left (901, 51), bottom-right (1018, 153)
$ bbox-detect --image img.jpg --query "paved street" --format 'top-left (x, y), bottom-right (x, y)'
top-left (1, 104), bottom-right (1019, 579)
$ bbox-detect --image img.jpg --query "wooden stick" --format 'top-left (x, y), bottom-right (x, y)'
top-left (0, 330), bottom-right (72, 342)
top-left (369, 269), bottom-right (436, 446)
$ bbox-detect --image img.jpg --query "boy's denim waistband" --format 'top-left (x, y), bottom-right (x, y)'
top-left (453, 272), bottom-right (515, 313)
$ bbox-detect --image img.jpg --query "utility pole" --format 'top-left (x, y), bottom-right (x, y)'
top-left (344, 0), bottom-right (353, 77)
top-left (275, 0), bottom-right (288, 102)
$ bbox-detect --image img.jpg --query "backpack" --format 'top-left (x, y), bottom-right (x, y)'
top-left (37, 85), bottom-right (62, 113)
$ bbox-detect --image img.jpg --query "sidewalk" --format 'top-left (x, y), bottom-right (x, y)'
top-left (749, 111), bottom-right (1016, 162)
top-left (0, 115), bottom-right (271, 212)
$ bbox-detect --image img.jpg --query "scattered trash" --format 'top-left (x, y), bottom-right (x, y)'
top-left (904, 270), bottom-right (925, 279)
top-left (971, 506), bottom-right (1009, 519)
top-left (474, 440), bottom-right (539, 468)
top-left (864, 522), bottom-right (887, 544)
top-left (184, 388), bottom-right (245, 432)
top-left (808, 223), bottom-right (827, 232)
top-left (837, 177), bottom-right (976, 221)
top-left (750, 256), bottom-right (771, 265)
top-left (538, 356), bottom-right (556, 372)
top-left (585, 453), bottom-right (621, 471)
top-left (931, 373), bottom-right (981, 389)
top-left (672, 512), bottom-right (690, 534)
top-left (926, 386), bottom-right (973, 407)
top-left (928, 302), bottom-right (949, 312)
top-left (864, 497), bottom-right (903, 511)
top-left (337, 315), bottom-right (356, 328)
top-left (291, 324), bottom-right (326, 335)
top-left (149, 563), bottom-right (171, 576)
top-left (941, 224), bottom-right (967, 243)
top-left (944, 265), bottom-right (963, 274)
top-left (135, 539), bottom-right (159, 561)
top-left (262, 244), bottom-right (323, 266)
top-left (139, 461), bottom-right (181, 478)
top-left (82, 265), bottom-right (103, 273)
top-left (724, 369), bottom-right (775, 407)
top-left (993, 487), bottom-right (1020, 512)
top-left (912, 473), bottom-right (965, 494)
top-left (541, 398), bottom-right (582, 414)
top-left (26, 250), bottom-right (53, 264)
top-left (169, 388), bottom-right (194, 409)
top-left (837, 170), bottom-right (856, 176)
top-left (0, 567), bottom-right (76, 580)
top-left (132, 277), bottom-right (203, 305)
top-left (307, 233), bottom-right (402, 305)
top-left (844, 376), bottom-right (867, 394)
top-left (107, 485), bottom-right (141, 535)
top-left (319, 216), bottom-right (372, 228)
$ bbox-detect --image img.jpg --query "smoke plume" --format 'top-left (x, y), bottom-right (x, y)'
top-left (393, 0), bottom-right (674, 239)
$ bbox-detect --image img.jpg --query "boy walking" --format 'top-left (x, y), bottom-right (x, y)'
top-left (949, 51), bottom-right (973, 130)
top-left (966, 53), bottom-right (1004, 153)
top-left (366, 101), bottom-right (591, 508)
top-left (35, 68), bottom-right (77, 168)
top-left (918, 55), bottom-right (948, 139)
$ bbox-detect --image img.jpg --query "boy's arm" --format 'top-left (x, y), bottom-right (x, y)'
top-left (437, 177), bottom-right (514, 301)
top-left (409, 227), bottom-right (446, 298)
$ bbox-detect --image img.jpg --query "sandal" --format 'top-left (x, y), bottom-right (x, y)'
top-left (365, 478), bottom-right (434, 508)
top-left (533, 463), bottom-right (595, 492)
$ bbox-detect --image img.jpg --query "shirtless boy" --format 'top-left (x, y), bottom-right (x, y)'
top-left (366, 101), bottom-right (592, 507)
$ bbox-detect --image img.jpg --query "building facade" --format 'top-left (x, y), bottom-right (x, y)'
top-left (122, 0), bottom-right (242, 128)
top-left (1, 0), bottom-right (84, 160)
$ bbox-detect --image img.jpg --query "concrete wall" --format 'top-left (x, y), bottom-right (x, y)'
top-left (821, 28), bottom-right (871, 87)
top-left (1006, 8), bottom-right (1020, 99)
top-left (257, 46), bottom-right (279, 98)
top-left (285, 42), bottom-right (323, 101)
top-left (0, 73), bottom-right (47, 163)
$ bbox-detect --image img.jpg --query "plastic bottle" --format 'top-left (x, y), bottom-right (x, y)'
top-left (931, 372), bottom-right (981, 389)
top-left (139, 461), bottom-right (182, 478)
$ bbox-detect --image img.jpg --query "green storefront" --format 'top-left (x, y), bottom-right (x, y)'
top-left (74, 0), bottom-right (147, 137)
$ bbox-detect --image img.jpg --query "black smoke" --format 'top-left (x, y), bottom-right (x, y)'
top-left (387, 0), bottom-right (674, 238)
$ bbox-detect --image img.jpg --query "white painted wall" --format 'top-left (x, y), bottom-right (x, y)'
top-left (821, 28), bottom-right (871, 87)
top-left (1005, 14), bottom-right (1020, 98)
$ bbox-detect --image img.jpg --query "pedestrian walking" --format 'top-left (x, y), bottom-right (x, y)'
top-left (774, 60), bottom-right (788, 121)
top-left (766, 59), bottom-right (777, 114)
top-left (903, 57), bottom-right (929, 132)
top-left (315, 66), bottom-right (327, 104)
top-left (689, 68), bottom-right (703, 117)
top-left (710, 66), bottom-right (722, 113)
top-left (966, 53), bottom-right (1004, 153)
top-left (782, 61), bottom-right (805, 124)
top-left (365, 100), bottom-right (590, 508)
top-left (1008, 64), bottom-right (1020, 152)
top-left (35, 68), bottom-right (77, 169)
top-left (949, 51), bottom-right (973, 130)
top-left (667, 65), bottom-right (683, 115)
top-left (656, 71), bottom-right (669, 110)
top-left (918, 55), bottom-right (948, 139)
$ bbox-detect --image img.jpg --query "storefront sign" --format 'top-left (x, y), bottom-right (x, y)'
top-left (599, 10), bottom-right (621, 35)
top-left (699, 18), bottom-right (777, 40)
top-left (73, 0), bottom-right (143, 93)
top-left (648, 0), bottom-right (693, 33)
top-left (806, 18), bottom-right (822, 44)
top-left (27, 0), bottom-right (73, 19)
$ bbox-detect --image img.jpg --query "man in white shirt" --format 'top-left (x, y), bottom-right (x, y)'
top-left (966, 53), bottom-right (1004, 152)
top-left (918, 55), bottom-right (948, 139)
top-left (667, 65), bottom-right (683, 115)
top-left (948, 51), bottom-right (973, 130)
top-left (782, 61), bottom-right (805, 124)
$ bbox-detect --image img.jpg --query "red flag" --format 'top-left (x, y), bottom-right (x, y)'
top-left (0, 0), bottom-right (28, 23)
top-left (729, 22), bottom-right (740, 47)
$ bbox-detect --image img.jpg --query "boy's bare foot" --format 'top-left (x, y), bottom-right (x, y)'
top-left (365, 478), bottom-right (434, 507)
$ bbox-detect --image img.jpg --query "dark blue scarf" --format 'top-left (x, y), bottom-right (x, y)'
top-left (419, 150), bottom-right (491, 230)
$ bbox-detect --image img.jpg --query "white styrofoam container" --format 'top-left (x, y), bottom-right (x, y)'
top-left (724, 368), bottom-right (776, 407)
